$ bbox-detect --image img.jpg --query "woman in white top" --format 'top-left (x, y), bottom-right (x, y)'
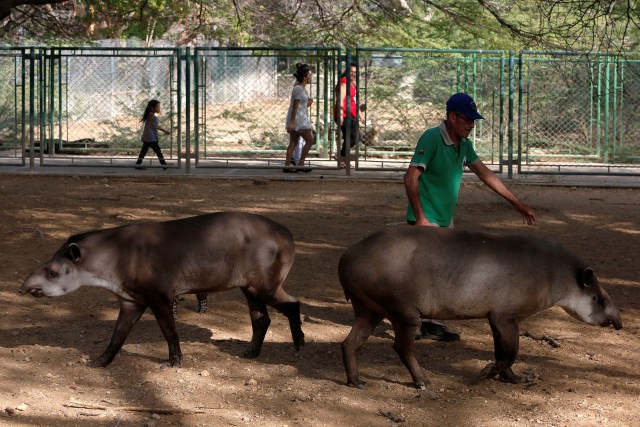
top-left (284, 63), bottom-right (316, 173)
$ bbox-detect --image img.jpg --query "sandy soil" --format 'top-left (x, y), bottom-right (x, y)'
top-left (0, 175), bottom-right (638, 427)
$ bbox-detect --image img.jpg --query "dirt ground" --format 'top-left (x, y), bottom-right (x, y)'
top-left (0, 175), bottom-right (638, 427)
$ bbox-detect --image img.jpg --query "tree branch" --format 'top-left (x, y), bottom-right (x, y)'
top-left (0, 0), bottom-right (69, 22)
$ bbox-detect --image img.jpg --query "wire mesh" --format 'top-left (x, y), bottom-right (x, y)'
top-left (518, 52), bottom-right (640, 169)
top-left (0, 48), bottom-right (26, 164)
top-left (356, 49), bottom-right (506, 169)
top-left (614, 59), bottom-right (640, 163)
top-left (4, 47), bottom-right (639, 174)
top-left (194, 47), bottom-right (339, 167)
top-left (37, 47), bottom-right (180, 166)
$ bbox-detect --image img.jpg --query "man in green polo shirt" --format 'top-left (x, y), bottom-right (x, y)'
top-left (405, 92), bottom-right (536, 340)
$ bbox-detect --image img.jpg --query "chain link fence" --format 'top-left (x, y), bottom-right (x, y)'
top-left (518, 51), bottom-right (640, 173)
top-left (32, 47), bottom-right (181, 167)
top-left (0, 48), bottom-right (26, 165)
top-left (5, 46), bottom-right (640, 175)
top-left (356, 48), bottom-right (506, 170)
top-left (193, 47), bottom-right (339, 169)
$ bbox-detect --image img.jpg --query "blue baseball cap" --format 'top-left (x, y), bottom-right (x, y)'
top-left (446, 93), bottom-right (484, 120)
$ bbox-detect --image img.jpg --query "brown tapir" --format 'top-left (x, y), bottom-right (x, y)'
top-left (338, 226), bottom-right (622, 389)
top-left (20, 212), bottom-right (304, 368)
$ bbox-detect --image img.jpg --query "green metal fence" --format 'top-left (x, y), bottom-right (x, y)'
top-left (25, 47), bottom-right (182, 168)
top-left (517, 51), bottom-right (640, 174)
top-left (5, 46), bottom-right (640, 175)
top-left (0, 47), bottom-right (26, 165)
top-left (355, 48), bottom-right (506, 171)
top-left (193, 47), bottom-right (340, 169)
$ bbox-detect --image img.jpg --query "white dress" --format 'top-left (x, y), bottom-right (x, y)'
top-left (285, 85), bottom-right (312, 131)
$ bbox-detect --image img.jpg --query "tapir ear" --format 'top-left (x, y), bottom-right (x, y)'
top-left (67, 243), bottom-right (81, 263)
top-left (580, 267), bottom-right (595, 289)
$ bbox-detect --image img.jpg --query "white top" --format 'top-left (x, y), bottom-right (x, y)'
top-left (285, 85), bottom-right (312, 131)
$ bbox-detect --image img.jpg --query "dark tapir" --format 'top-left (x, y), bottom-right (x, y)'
top-left (338, 226), bottom-right (622, 389)
top-left (20, 212), bottom-right (304, 368)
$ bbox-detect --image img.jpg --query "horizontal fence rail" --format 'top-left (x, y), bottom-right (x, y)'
top-left (2, 47), bottom-right (638, 176)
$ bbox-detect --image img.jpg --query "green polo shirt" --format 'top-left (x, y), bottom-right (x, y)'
top-left (406, 121), bottom-right (479, 226)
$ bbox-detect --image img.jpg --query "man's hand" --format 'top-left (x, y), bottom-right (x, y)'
top-left (514, 201), bottom-right (537, 225)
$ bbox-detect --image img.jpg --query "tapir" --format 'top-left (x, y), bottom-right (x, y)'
top-left (338, 226), bottom-right (622, 390)
top-left (20, 212), bottom-right (305, 368)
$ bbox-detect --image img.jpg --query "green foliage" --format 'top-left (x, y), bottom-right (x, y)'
top-left (1, 0), bottom-right (638, 53)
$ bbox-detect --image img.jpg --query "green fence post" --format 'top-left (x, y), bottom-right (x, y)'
top-left (185, 46), bottom-right (191, 174)
top-left (28, 48), bottom-right (35, 171)
top-left (508, 51), bottom-right (515, 179)
top-left (611, 57), bottom-right (618, 161)
top-left (498, 52), bottom-right (505, 175)
top-left (20, 48), bottom-right (27, 166)
top-left (604, 56), bottom-right (610, 164)
top-left (38, 48), bottom-right (45, 162)
top-left (344, 48), bottom-right (352, 176)
top-left (56, 49), bottom-right (62, 149)
top-left (618, 58), bottom-right (625, 149)
top-left (175, 48), bottom-right (182, 166)
top-left (47, 48), bottom-right (54, 153)
top-left (596, 60), bottom-right (602, 161)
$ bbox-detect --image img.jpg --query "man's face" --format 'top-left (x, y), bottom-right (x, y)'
top-left (449, 112), bottom-right (476, 140)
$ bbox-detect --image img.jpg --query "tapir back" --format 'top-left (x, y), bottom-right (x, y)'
top-left (339, 226), bottom-right (584, 321)
top-left (59, 212), bottom-right (295, 297)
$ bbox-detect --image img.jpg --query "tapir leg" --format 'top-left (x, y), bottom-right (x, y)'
top-left (89, 300), bottom-right (146, 368)
top-left (265, 288), bottom-right (305, 352)
top-left (481, 314), bottom-right (522, 383)
top-left (241, 287), bottom-right (272, 358)
top-left (391, 319), bottom-right (427, 390)
top-left (148, 297), bottom-right (183, 367)
top-left (341, 298), bottom-right (384, 388)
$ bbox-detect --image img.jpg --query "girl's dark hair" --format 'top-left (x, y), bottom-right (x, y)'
top-left (293, 63), bottom-right (312, 83)
top-left (141, 99), bottom-right (160, 122)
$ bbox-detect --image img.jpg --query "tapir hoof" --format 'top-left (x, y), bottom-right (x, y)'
top-left (243, 347), bottom-right (261, 359)
top-left (88, 357), bottom-right (111, 368)
top-left (481, 363), bottom-right (522, 384)
top-left (294, 332), bottom-right (305, 351)
top-left (415, 382), bottom-right (427, 390)
top-left (480, 362), bottom-right (499, 379)
top-left (347, 379), bottom-right (367, 389)
top-left (498, 368), bottom-right (522, 384)
top-left (168, 355), bottom-right (182, 367)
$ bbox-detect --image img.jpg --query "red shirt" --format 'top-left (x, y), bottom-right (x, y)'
top-left (334, 77), bottom-right (357, 119)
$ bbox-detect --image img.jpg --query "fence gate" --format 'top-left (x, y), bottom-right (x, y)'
top-left (193, 47), bottom-right (340, 169)
top-left (31, 47), bottom-right (182, 168)
top-left (354, 48), bottom-right (507, 171)
top-left (517, 51), bottom-right (640, 174)
top-left (0, 47), bottom-right (27, 166)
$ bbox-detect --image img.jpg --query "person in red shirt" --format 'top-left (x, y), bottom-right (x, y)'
top-left (334, 63), bottom-right (359, 169)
